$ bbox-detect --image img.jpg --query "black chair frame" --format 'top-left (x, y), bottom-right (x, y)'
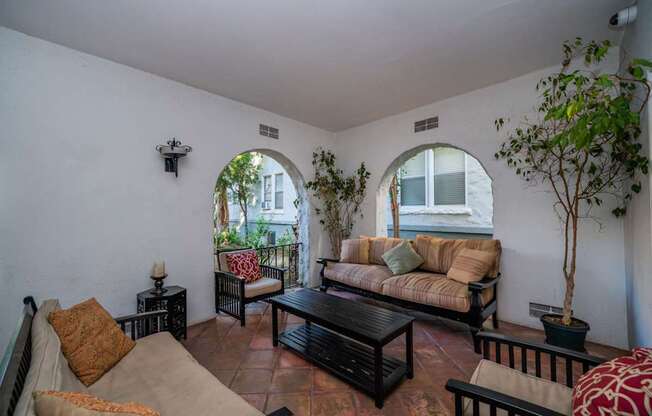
top-left (317, 258), bottom-right (500, 352)
top-left (445, 331), bottom-right (607, 416)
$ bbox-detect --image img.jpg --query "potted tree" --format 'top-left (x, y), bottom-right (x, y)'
top-left (496, 39), bottom-right (651, 351)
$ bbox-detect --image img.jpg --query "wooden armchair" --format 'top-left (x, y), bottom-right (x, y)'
top-left (215, 249), bottom-right (285, 326)
top-left (445, 331), bottom-right (606, 416)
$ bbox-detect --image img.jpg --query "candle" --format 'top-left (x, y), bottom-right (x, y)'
top-left (151, 261), bottom-right (166, 278)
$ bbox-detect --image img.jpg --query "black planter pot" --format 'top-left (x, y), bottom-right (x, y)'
top-left (541, 314), bottom-right (590, 352)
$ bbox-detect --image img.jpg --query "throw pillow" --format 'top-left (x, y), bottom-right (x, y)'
top-left (340, 238), bottom-right (370, 264)
top-left (33, 391), bottom-right (159, 416)
top-left (361, 236), bottom-right (405, 265)
top-left (225, 250), bottom-right (262, 283)
top-left (47, 298), bottom-right (135, 386)
top-left (447, 248), bottom-right (495, 284)
top-left (572, 348), bottom-right (652, 415)
top-left (381, 241), bottom-right (424, 275)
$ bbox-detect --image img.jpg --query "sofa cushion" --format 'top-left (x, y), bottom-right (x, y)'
top-left (381, 272), bottom-right (493, 312)
top-left (323, 262), bottom-right (394, 293)
top-left (244, 277), bottom-right (282, 298)
top-left (466, 359), bottom-right (572, 416)
top-left (217, 249), bottom-right (251, 273)
top-left (48, 298), bottom-right (135, 386)
top-left (88, 332), bottom-right (263, 416)
top-left (381, 241), bottom-right (423, 275)
top-left (414, 235), bottom-right (501, 277)
top-left (33, 391), bottom-right (159, 416)
top-left (361, 236), bottom-right (404, 265)
top-left (447, 248), bottom-right (495, 284)
top-left (340, 239), bottom-right (370, 264)
top-left (14, 300), bottom-right (87, 416)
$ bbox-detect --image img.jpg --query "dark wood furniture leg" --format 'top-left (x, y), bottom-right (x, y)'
top-left (272, 304), bottom-right (279, 347)
top-left (406, 323), bottom-right (414, 379)
top-left (374, 345), bottom-right (384, 409)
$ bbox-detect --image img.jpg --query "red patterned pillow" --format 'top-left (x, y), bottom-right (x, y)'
top-left (572, 348), bottom-right (652, 415)
top-left (225, 250), bottom-right (262, 283)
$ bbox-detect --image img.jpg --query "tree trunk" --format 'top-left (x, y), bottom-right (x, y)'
top-left (562, 210), bottom-right (579, 326)
top-left (217, 189), bottom-right (229, 230)
top-left (389, 175), bottom-right (400, 238)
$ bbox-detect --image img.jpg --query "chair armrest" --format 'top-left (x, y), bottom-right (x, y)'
top-left (445, 379), bottom-right (566, 416)
top-left (260, 265), bottom-right (285, 283)
top-left (468, 273), bottom-right (501, 291)
top-left (215, 270), bottom-right (246, 283)
top-left (114, 310), bottom-right (168, 340)
top-left (266, 407), bottom-right (293, 416)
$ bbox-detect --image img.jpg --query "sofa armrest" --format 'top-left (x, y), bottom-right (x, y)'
top-left (266, 407), bottom-right (293, 416)
top-left (114, 310), bottom-right (168, 340)
top-left (445, 379), bottom-right (565, 416)
top-left (260, 265), bottom-right (285, 285)
top-left (316, 258), bottom-right (340, 265)
top-left (468, 273), bottom-right (501, 291)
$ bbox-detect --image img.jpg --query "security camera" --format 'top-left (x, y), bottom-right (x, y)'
top-left (610, 5), bottom-right (637, 27)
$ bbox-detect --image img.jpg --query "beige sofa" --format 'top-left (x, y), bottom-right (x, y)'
top-left (318, 236), bottom-right (502, 351)
top-left (13, 299), bottom-right (264, 416)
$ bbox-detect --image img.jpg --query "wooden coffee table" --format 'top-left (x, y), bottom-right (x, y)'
top-left (269, 289), bottom-right (414, 408)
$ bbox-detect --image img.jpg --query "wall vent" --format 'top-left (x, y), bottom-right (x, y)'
top-left (259, 124), bottom-right (279, 139)
top-left (414, 116), bottom-right (438, 133)
top-left (529, 302), bottom-right (565, 319)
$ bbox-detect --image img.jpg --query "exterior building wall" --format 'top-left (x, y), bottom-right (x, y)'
top-left (387, 152), bottom-right (493, 238)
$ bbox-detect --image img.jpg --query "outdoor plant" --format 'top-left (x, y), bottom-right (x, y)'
top-left (306, 148), bottom-right (370, 257)
top-left (495, 38), bottom-right (651, 328)
top-left (218, 152), bottom-right (262, 236)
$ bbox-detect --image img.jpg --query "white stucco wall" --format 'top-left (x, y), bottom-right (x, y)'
top-left (0, 28), bottom-right (335, 355)
top-left (335, 51), bottom-right (629, 348)
top-left (622, 1), bottom-right (652, 349)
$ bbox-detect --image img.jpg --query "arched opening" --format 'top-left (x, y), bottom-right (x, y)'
top-left (213, 149), bottom-right (309, 287)
top-left (376, 143), bottom-right (494, 239)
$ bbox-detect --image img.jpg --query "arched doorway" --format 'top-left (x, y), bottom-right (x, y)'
top-left (213, 149), bottom-right (309, 287)
top-left (376, 144), bottom-right (494, 239)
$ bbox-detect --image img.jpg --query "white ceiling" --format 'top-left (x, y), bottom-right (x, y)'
top-left (0, 0), bottom-right (627, 131)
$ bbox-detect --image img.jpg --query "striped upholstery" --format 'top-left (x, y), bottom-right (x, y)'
top-left (340, 239), bottom-right (370, 264)
top-left (447, 248), bottom-right (495, 284)
top-left (381, 272), bottom-right (494, 313)
top-left (414, 235), bottom-right (501, 277)
top-left (323, 263), bottom-right (394, 293)
top-left (361, 236), bottom-right (405, 265)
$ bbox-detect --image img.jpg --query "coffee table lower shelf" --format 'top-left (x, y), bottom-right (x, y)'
top-left (278, 323), bottom-right (407, 406)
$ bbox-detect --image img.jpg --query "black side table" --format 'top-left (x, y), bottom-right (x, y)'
top-left (137, 285), bottom-right (187, 340)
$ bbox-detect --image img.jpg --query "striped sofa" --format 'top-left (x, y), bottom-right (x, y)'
top-left (318, 235), bottom-right (501, 352)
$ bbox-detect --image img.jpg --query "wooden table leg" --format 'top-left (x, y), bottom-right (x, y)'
top-left (272, 304), bottom-right (279, 347)
top-left (406, 322), bottom-right (414, 379)
top-left (374, 345), bottom-right (384, 408)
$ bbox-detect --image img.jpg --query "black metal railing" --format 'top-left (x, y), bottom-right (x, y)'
top-left (216, 242), bottom-right (302, 288)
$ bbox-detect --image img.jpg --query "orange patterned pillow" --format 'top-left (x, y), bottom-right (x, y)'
top-left (340, 238), bottom-right (370, 264)
top-left (447, 248), bottom-right (495, 283)
top-left (48, 298), bottom-right (135, 386)
top-left (33, 391), bottom-right (159, 416)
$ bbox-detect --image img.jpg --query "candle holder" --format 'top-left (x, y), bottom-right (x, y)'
top-left (150, 273), bottom-right (168, 295)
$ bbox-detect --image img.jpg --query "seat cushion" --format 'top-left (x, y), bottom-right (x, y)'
top-left (414, 235), bottom-right (501, 277)
top-left (380, 272), bottom-right (493, 312)
top-left (466, 359), bottom-right (572, 416)
top-left (48, 298), bottom-right (136, 386)
top-left (361, 236), bottom-right (405, 265)
top-left (244, 277), bottom-right (282, 298)
top-left (340, 239), bottom-right (370, 264)
top-left (14, 300), bottom-right (87, 416)
top-left (323, 262), bottom-right (395, 293)
top-left (88, 332), bottom-right (263, 416)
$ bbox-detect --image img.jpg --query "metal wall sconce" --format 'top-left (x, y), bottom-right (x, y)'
top-left (155, 138), bottom-right (192, 177)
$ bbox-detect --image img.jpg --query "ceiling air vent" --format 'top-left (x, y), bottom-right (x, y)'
top-left (414, 116), bottom-right (438, 133)
top-left (259, 124), bottom-right (279, 139)
top-left (529, 302), bottom-right (565, 319)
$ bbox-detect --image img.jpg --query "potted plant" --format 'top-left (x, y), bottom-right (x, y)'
top-left (496, 39), bottom-right (651, 351)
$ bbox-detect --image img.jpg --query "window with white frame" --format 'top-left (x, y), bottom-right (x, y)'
top-left (274, 173), bottom-right (284, 209)
top-left (263, 175), bottom-right (272, 209)
top-left (399, 148), bottom-right (466, 207)
top-left (262, 173), bottom-right (284, 211)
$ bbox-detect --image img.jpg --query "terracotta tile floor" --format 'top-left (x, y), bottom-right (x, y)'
top-left (181, 289), bottom-right (625, 416)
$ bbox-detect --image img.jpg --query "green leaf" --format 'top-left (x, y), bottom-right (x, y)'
top-left (633, 58), bottom-right (652, 68)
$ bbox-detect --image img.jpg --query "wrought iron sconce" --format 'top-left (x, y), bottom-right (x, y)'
top-left (155, 138), bottom-right (192, 177)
